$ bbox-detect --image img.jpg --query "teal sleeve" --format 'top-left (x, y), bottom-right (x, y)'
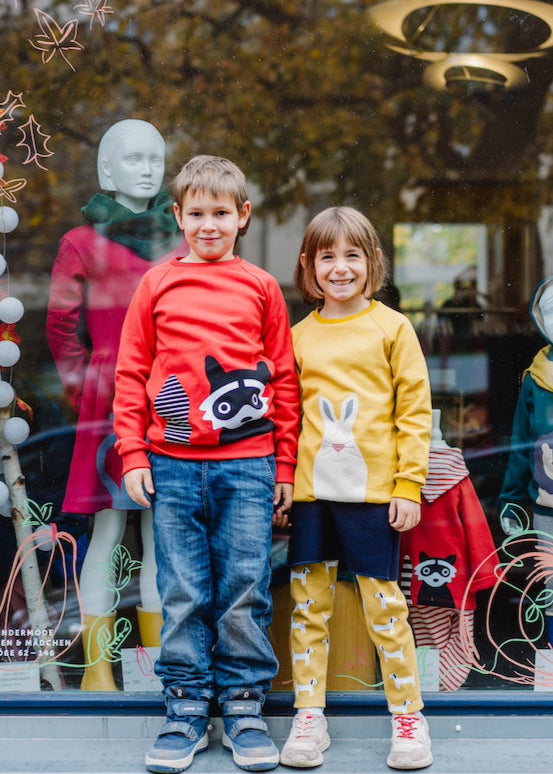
top-left (499, 375), bottom-right (534, 513)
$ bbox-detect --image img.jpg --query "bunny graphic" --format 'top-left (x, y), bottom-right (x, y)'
top-left (312, 394), bottom-right (368, 501)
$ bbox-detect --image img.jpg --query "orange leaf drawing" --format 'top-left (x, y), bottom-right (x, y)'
top-left (29, 9), bottom-right (84, 72)
top-left (16, 115), bottom-right (54, 171)
top-left (0, 177), bottom-right (27, 204)
top-left (15, 397), bottom-right (34, 421)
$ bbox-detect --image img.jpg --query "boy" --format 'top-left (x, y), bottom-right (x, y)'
top-left (113, 155), bottom-right (300, 773)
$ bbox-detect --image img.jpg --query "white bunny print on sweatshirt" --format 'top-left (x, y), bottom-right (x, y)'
top-left (312, 393), bottom-right (368, 502)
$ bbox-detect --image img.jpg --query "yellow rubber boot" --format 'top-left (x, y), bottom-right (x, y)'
top-left (136, 606), bottom-right (163, 648)
top-left (80, 614), bottom-right (118, 691)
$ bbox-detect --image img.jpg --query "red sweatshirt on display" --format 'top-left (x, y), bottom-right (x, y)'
top-left (400, 446), bottom-right (498, 611)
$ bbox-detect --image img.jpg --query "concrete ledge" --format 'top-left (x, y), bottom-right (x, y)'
top-left (1, 714), bottom-right (553, 773)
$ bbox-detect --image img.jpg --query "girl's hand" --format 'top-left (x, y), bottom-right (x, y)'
top-left (389, 497), bottom-right (420, 532)
top-left (124, 468), bottom-right (155, 508)
top-left (273, 482), bottom-right (293, 528)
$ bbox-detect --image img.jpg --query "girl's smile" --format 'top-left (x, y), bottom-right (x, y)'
top-left (313, 235), bottom-right (370, 317)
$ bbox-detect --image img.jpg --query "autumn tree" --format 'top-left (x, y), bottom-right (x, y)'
top-left (3, 0), bottom-right (553, 266)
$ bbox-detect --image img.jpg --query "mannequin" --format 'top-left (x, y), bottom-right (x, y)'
top-left (400, 409), bottom-right (498, 691)
top-left (46, 119), bottom-right (187, 690)
top-left (500, 276), bottom-right (553, 647)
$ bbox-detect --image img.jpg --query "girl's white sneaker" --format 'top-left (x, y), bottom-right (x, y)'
top-left (387, 712), bottom-right (433, 770)
top-left (280, 712), bottom-right (331, 768)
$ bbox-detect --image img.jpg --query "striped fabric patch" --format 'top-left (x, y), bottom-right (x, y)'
top-left (154, 374), bottom-right (192, 444)
top-left (422, 447), bottom-right (469, 502)
top-left (400, 554), bottom-right (413, 604)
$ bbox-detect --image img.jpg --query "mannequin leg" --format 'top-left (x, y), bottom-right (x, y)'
top-left (79, 509), bottom-right (127, 614)
top-left (137, 509), bottom-right (163, 647)
top-left (80, 613), bottom-right (118, 691)
top-left (78, 509), bottom-right (127, 691)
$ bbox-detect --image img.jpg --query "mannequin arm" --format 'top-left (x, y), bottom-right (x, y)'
top-left (46, 235), bottom-right (89, 413)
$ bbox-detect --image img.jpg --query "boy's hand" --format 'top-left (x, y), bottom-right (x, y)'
top-left (389, 497), bottom-right (420, 532)
top-left (124, 468), bottom-right (155, 508)
top-left (273, 482), bottom-right (293, 528)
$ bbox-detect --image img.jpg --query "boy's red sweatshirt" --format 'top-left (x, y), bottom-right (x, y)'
top-left (114, 256), bottom-right (299, 483)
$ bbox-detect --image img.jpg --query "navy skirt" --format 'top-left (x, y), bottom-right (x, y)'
top-left (288, 500), bottom-right (400, 581)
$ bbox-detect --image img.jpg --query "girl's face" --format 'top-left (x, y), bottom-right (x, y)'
top-left (313, 235), bottom-right (371, 317)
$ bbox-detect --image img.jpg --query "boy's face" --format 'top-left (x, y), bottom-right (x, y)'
top-left (174, 189), bottom-right (251, 263)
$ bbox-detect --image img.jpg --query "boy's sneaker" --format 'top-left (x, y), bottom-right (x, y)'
top-left (387, 712), bottom-right (433, 770)
top-left (145, 691), bottom-right (210, 773)
top-left (280, 712), bottom-right (330, 767)
top-left (221, 691), bottom-right (279, 771)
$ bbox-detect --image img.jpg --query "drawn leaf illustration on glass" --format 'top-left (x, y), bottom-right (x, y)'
top-left (74, 0), bottom-right (114, 29)
top-left (0, 177), bottom-right (27, 204)
top-left (28, 9), bottom-right (84, 72)
top-left (136, 644), bottom-right (155, 678)
top-left (105, 544), bottom-right (143, 593)
top-left (16, 116), bottom-right (54, 170)
top-left (98, 617), bottom-right (133, 662)
top-left (22, 499), bottom-right (54, 528)
top-left (0, 91), bottom-right (26, 127)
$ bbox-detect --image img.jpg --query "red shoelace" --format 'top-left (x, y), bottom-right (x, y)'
top-left (394, 715), bottom-right (419, 739)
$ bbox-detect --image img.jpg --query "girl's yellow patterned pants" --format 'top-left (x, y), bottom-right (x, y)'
top-left (289, 561), bottom-right (423, 714)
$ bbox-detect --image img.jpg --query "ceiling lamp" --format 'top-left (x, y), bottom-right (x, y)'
top-left (368, 0), bottom-right (553, 91)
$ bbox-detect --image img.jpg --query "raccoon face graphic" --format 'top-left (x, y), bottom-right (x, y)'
top-left (200, 356), bottom-right (273, 443)
top-left (414, 553), bottom-right (457, 588)
top-left (414, 552), bottom-right (457, 608)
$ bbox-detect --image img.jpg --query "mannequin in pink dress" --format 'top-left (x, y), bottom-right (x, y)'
top-left (47, 120), bottom-right (187, 690)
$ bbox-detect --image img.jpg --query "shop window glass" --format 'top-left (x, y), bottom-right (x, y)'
top-left (1, 0), bottom-right (552, 700)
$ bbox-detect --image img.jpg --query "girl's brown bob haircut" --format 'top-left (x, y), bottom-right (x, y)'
top-left (172, 154), bottom-right (251, 236)
top-left (295, 206), bottom-right (387, 303)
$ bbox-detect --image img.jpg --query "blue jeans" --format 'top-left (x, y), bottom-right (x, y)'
top-left (150, 454), bottom-right (278, 703)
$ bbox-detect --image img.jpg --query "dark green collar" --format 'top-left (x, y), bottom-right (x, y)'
top-left (81, 188), bottom-right (182, 260)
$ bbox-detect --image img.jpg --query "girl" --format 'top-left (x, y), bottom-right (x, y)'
top-left (280, 207), bottom-right (433, 770)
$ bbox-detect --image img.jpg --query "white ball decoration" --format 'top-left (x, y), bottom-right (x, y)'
top-left (34, 525), bottom-right (55, 552)
top-left (0, 480), bottom-right (9, 509)
top-left (0, 340), bottom-right (20, 367)
top-left (0, 297), bottom-right (24, 324)
top-left (0, 255), bottom-right (6, 276)
top-left (0, 381), bottom-right (15, 407)
top-left (0, 207), bottom-right (19, 234)
top-left (3, 416), bottom-right (30, 445)
top-left (0, 162), bottom-right (3, 178)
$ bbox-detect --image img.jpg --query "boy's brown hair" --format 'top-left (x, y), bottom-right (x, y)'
top-left (295, 206), bottom-right (387, 303)
top-left (172, 155), bottom-right (251, 235)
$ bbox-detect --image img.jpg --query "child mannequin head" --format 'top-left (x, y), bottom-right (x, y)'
top-left (97, 119), bottom-right (165, 213)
